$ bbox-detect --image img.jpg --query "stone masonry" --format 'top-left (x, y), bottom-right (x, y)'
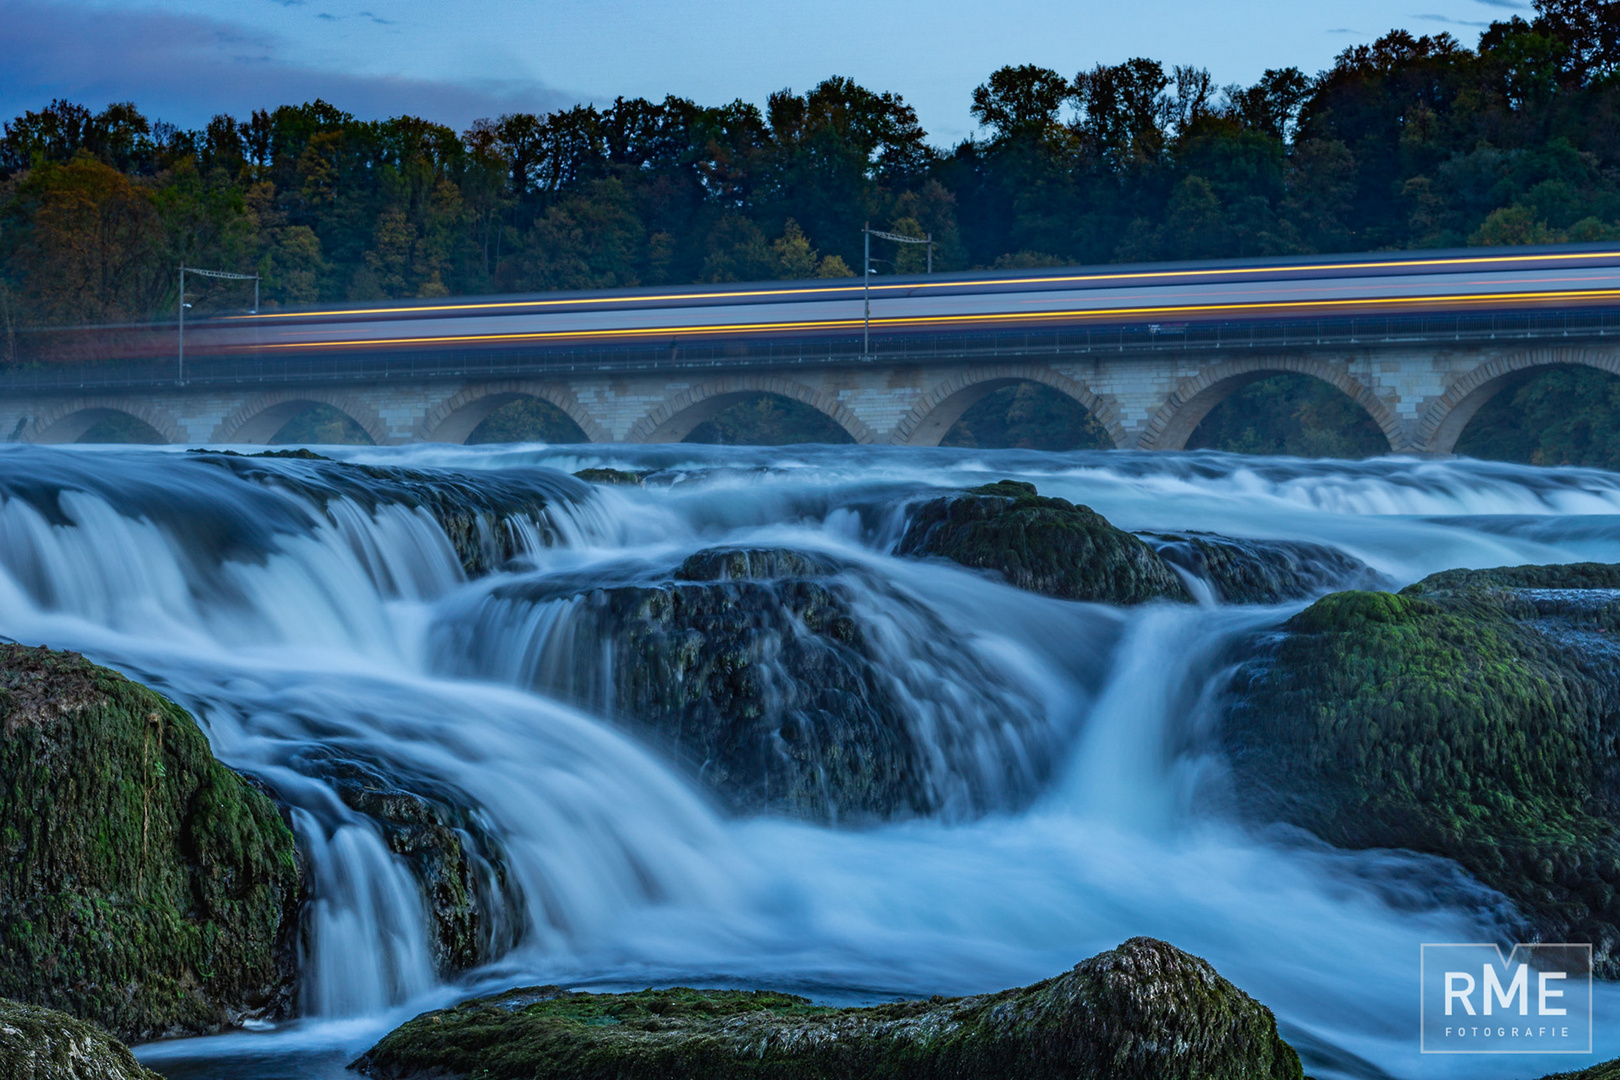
top-left (3, 341), bottom-right (1617, 453)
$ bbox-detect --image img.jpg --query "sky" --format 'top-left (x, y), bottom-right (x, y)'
top-left (0, 0), bottom-right (1534, 145)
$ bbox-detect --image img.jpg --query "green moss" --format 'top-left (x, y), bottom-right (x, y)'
top-left (353, 937), bottom-right (1301, 1080)
top-left (1536, 1060), bottom-right (1620, 1080)
top-left (1223, 564), bottom-right (1620, 971)
top-left (573, 467), bottom-right (650, 486)
top-left (896, 481), bottom-right (1190, 604)
top-left (0, 645), bottom-right (301, 1042)
top-left (0, 998), bottom-right (161, 1080)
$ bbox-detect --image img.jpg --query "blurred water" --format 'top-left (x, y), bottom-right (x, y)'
top-left (3, 442), bottom-right (1619, 1079)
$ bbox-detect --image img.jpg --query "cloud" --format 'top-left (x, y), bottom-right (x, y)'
top-left (1473, 0), bottom-right (1529, 8)
top-left (0, 0), bottom-right (578, 130)
top-left (1417, 12), bottom-right (1490, 26)
top-left (1327, 27), bottom-right (1361, 34)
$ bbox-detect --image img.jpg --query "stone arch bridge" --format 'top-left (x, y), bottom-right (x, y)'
top-left (4, 339), bottom-right (1619, 454)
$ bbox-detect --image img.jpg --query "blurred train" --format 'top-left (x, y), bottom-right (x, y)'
top-left (25, 244), bottom-right (1620, 366)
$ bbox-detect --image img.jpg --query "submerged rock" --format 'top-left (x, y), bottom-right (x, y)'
top-left (459, 546), bottom-right (1054, 822)
top-left (299, 753), bottom-right (520, 977)
top-left (352, 936), bottom-right (1301, 1080)
top-left (1142, 532), bottom-right (1383, 603)
top-left (573, 467), bottom-right (651, 486)
top-left (0, 998), bottom-right (161, 1080)
top-left (1221, 564), bottom-right (1620, 972)
top-left (190, 451), bottom-right (583, 576)
top-left (0, 644), bottom-right (301, 1042)
top-left (896, 481), bottom-right (1191, 604)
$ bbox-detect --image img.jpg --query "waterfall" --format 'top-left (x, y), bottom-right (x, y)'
top-left (5, 442), bottom-right (1620, 1079)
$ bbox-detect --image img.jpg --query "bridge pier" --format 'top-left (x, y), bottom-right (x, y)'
top-left (3, 342), bottom-right (1617, 454)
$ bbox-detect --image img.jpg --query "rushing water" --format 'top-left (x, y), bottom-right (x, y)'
top-left (4, 442), bottom-right (1620, 1080)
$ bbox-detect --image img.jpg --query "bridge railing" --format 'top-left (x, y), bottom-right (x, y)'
top-left (4, 306), bottom-right (1620, 393)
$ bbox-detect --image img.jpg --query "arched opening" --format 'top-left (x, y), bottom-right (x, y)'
top-left (77, 411), bottom-right (166, 444)
top-left (247, 403), bottom-right (377, 446)
top-left (34, 407), bottom-right (169, 445)
top-left (939, 381), bottom-right (1112, 450)
top-left (679, 392), bottom-right (855, 445)
top-left (465, 395), bottom-right (590, 444)
top-left (1185, 373), bottom-right (1389, 458)
top-left (1454, 366), bottom-right (1620, 470)
top-left (39, 408), bottom-right (167, 444)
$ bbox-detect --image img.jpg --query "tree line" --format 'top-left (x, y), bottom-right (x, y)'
top-left (0, 0), bottom-right (1617, 348)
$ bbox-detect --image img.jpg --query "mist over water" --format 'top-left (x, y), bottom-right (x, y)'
top-left (4, 442), bottom-right (1620, 1079)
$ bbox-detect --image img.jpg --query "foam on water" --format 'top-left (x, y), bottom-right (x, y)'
top-left (3, 442), bottom-right (1620, 1079)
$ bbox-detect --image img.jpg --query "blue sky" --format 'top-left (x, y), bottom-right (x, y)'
top-left (0, 0), bottom-right (1533, 144)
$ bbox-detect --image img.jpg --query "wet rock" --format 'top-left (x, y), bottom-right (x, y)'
top-left (0, 998), bottom-right (161, 1080)
top-left (471, 546), bottom-right (1053, 822)
top-left (1142, 532), bottom-right (1383, 603)
top-left (352, 936), bottom-right (1302, 1080)
top-left (573, 467), bottom-right (651, 486)
top-left (299, 753), bottom-right (520, 977)
top-left (1537, 1059), bottom-right (1620, 1078)
top-left (1221, 563), bottom-right (1620, 974)
top-left (897, 481), bottom-right (1190, 604)
top-left (0, 644), bottom-right (301, 1042)
top-left (189, 451), bottom-right (584, 576)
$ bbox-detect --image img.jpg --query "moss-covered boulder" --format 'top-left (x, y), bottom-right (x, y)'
top-left (896, 481), bottom-right (1190, 604)
top-left (0, 644), bottom-right (302, 1042)
top-left (1222, 563), bottom-right (1620, 972)
top-left (477, 546), bottom-right (1051, 822)
top-left (189, 451), bottom-right (580, 576)
top-left (298, 752), bottom-right (519, 977)
top-left (1142, 533), bottom-right (1381, 604)
top-left (352, 936), bottom-right (1301, 1080)
top-left (1537, 1060), bottom-right (1620, 1079)
top-left (573, 467), bottom-right (650, 486)
top-left (0, 998), bottom-right (161, 1080)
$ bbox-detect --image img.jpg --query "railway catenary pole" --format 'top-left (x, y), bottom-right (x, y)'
top-left (178, 266), bottom-right (260, 386)
top-left (861, 225), bottom-right (935, 361)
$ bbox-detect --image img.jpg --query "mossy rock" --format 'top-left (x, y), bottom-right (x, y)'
top-left (1537, 1060), bottom-right (1620, 1079)
top-left (296, 751), bottom-right (520, 977)
top-left (1142, 532), bottom-right (1381, 604)
top-left (353, 936), bottom-right (1301, 1080)
top-left (0, 644), bottom-right (302, 1041)
top-left (485, 546), bottom-right (1050, 822)
top-left (573, 467), bottom-right (651, 486)
top-left (188, 451), bottom-right (580, 576)
top-left (1222, 563), bottom-right (1620, 973)
top-left (897, 481), bottom-right (1190, 604)
top-left (0, 998), bottom-right (161, 1080)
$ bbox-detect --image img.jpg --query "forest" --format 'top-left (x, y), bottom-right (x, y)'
top-left (3, 0), bottom-right (1620, 463)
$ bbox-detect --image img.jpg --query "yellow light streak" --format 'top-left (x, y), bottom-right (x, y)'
top-left (245, 287), bottom-right (1620, 352)
top-left (230, 251), bottom-right (1620, 322)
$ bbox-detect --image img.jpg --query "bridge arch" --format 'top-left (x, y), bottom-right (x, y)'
top-left (1139, 356), bottom-right (1402, 452)
top-left (28, 398), bottom-right (181, 444)
top-left (1417, 347), bottom-right (1620, 456)
top-left (627, 375), bottom-right (875, 444)
top-left (421, 382), bottom-right (607, 444)
top-left (215, 391), bottom-right (387, 445)
top-left (893, 365), bottom-right (1125, 448)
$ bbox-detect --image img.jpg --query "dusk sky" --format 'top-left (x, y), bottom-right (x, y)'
top-left (2, 0), bottom-right (1533, 143)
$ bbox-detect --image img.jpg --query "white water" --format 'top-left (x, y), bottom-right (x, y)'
top-left (4, 443), bottom-right (1620, 1079)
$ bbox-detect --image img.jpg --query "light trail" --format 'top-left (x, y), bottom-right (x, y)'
top-left (230, 249), bottom-right (1620, 323)
top-left (251, 286), bottom-right (1620, 352)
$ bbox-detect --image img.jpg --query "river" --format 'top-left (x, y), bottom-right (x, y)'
top-left (2, 441), bottom-right (1618, 1080)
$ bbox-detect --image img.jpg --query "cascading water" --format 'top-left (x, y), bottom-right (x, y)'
top-left (5, 441), bottom-right (1620, 1079)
